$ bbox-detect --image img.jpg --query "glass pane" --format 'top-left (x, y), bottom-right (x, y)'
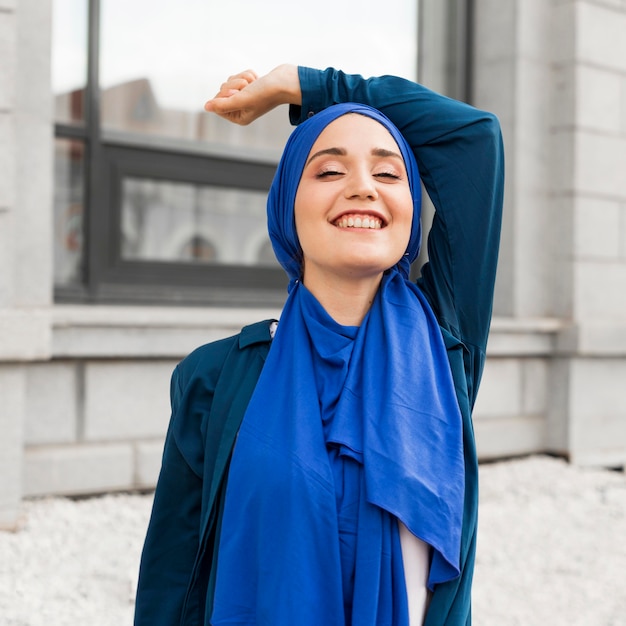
top-left (121, 178), bottom-right (278, 268)
top-left (100, 0), bottom-right (417, 153)
top-left (52, 0), bottom-right (89, 125)
top-left (54, 138), bottom-right (85, 287)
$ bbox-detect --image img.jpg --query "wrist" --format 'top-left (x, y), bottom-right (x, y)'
top-left (270, 64), bottom-right (302, 106)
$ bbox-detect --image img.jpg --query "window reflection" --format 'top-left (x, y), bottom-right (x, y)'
top-left (99, 0), bottom-right (417, 153)
top-left (52, 0), bottom-right (88, 125)
top-left (121, 178), bottom-right (277, 268)
top-left (54, 139), bottom-right (85, 286)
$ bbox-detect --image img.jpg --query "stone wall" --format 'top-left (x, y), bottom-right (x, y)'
top-left (1, 0), bottom-right (625, 530)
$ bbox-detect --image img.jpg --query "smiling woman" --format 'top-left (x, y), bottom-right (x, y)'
top-left (134, 63), bottom-right (504, 626)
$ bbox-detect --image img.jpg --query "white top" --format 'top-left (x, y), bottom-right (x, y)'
top-left (399, 521), bottom-right (432, 625)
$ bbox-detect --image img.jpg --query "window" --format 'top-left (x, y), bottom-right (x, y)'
top-left (52, 1), bottom-right (466, 305)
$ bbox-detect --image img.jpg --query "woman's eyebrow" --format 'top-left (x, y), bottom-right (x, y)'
top-left (305, 147), bottom-right (346, 167)
top-left (372, 148), bottom-right (403, 160)
top-left (305, 146), bottom-right (402, 167)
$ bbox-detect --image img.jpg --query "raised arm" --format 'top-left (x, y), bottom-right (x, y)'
top-left (205, 64), bottom-right (504, 354)
top-left (291, 67), bottom-right (505, 355)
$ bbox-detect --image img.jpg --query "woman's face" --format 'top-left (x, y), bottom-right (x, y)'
top-left (294, 114), bottom-right (414, 286)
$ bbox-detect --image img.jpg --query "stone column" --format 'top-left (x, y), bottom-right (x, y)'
top-left (551, 0), bottom-right (626, 465)
top-left (0, 0), bottom-right (53, 528)
top-left (473, 0), bottom-right (626, 465)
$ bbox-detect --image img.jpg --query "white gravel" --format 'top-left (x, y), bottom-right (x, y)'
top-left (1, 455), bottom-right (625, 626)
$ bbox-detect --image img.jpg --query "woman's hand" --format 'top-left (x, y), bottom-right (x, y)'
top-left (204, 64), bottom-right (302, 125)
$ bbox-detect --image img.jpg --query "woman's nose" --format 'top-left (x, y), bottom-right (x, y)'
top-left (345, 168), bottom-right (378, 200)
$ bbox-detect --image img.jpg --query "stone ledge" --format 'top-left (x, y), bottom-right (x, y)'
top-left (135, 440), bottom-right (165, 488)
top-left (475, 414), bottom-right (548, 461)
top-left (31, 305), bottom-right (626, 360)
top-left (23, 443), bottom-right (134, 497)
top-left (557, 322), bottom-right (626, 356)
top-left (0, 310), bottom-right (51, 361)
top-left (53, 307), bottom-right (567, 359)
top-left (52, 304), bottom-right (282, 358)
top-left (487, 317), bottom-right (563, 356)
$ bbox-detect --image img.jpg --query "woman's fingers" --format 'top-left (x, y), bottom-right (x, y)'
top-left (204, 65), bottom-right (300, 125)
top-left (217, 71), bottom-right (258, 97)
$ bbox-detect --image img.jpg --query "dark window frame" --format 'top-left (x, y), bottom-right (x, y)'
top-left (53, 0), bottom-right (286, 307)
top-left (53, 0), bottom-right (473, 306)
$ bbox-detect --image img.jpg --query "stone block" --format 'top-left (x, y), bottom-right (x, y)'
top-left (475, 414), bottom-right (547, 461)
top-left (474, 0), bottom-right (516, 63)
top-left (472, 58), bottom-right (516, 131)
top-left (621, 204), bottom-right (626, 259)
top-left (551, 63), bottom-right (576, 130)
top-left (487, 319), bottom-right (560, 357)
top-left (14, 0), bottom-right (52, 117)
top-left (0, 310), bottom-right (51, 360)
top-left (0, 11), bottom-right (16, 110)
top-left (135, 440), bottom-right (165, 489)
top-left (576, 133), bottom-right (626, 199)
top-left (0, 113), bottom-right (15, 210)
top-left (575, 260), bottom-right (626, 320)
top-left (557, 321), bottom-right (626, 356)
top-left (622, 75), bottom-right (626, 135)
top-left (0, 213), bottom-right (14, 307)
top-left (473, 359), bottom-right (523, 419)
top-left (24, 362), bottom-right (77, 445)
top-left (551, 2), bottom-right (576, 65)
top-left (578, 2), bottom-right (626, 73)
top-left (522, 359), bottom-right (549, 416)
top-left (84, 361), bottom-right (175, 441)
top-left (23, 443), bottom-right (134, 497)
top-left (13, 110), bottom-right (53, 307)
top-left (549, 130), bottom-right (576, 196)
top-left (0, 365), bottom-right (24, 529)
top-left (569, 358), bottom-right (626, 466)
top-left (517, 0), bottom-right (552, 60)
top-left (577, 65), bottom-right (622, 134)
top-left (546, 195), bottom-right (575, 318)
top-left (574, 196), bottom-right (621, 260)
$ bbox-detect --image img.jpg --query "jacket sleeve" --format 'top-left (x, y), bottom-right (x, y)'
top-left (291, 67), bottom-right (505, 366)
top-left (134, 365), bottom-right (203, 626)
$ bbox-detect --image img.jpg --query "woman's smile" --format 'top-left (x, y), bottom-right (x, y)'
top-left (333, 212), bottom-right (385, 229)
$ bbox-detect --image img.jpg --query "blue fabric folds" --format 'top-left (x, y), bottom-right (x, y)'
top-left (210, 104), bottom-right (465, 626)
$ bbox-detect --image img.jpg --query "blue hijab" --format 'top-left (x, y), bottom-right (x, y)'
top-left (211, 104), bottom-right (465, 625)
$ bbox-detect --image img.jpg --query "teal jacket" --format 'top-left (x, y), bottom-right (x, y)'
top-left (135, 67), bottom-right (504, 626)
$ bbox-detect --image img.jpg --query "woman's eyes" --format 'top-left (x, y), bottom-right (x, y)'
top-left (316, 170), bottom-right (344, 178)
top-left (315, 169), bottom-right (402, 180)
top-left (374, 171), bottom-right (401, 180)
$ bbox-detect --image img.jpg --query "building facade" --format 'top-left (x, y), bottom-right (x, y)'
top-left (1, 0), bottom-right (626, 528)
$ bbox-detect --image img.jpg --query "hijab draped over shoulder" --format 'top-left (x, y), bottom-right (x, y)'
top-left (210, 104), bottom-right (466, 626)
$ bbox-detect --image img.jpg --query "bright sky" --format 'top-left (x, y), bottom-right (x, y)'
top-left (52, 0), bottom-right (418, 111)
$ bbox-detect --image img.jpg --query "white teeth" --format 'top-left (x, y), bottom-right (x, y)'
top-left (335, 215), bottom-right (383, 229)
